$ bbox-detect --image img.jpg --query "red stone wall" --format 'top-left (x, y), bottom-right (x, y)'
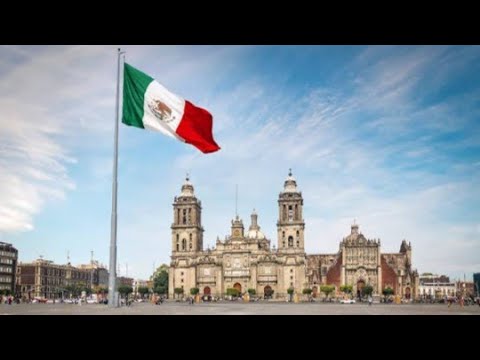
top-left (381, 256), bottom-right (398, 294)
top-left (325, 253), bottom-right (342, 287)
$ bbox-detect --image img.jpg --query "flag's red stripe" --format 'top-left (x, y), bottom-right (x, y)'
top-left (176, 100), bottom-right (220, 154)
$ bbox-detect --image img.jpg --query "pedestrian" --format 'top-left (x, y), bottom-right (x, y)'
top-left (368, 295), bottom-right (372, 306)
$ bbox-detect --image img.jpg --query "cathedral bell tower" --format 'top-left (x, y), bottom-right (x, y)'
top-left (171, 175), bottom-right (204, 253)
top-left (277, 169), bottom-right (305, 252)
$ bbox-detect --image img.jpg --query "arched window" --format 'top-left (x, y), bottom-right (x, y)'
top-left (182, 238), bottom-right (186, 251)
top-left (189, 234), bottom-right (193, 250)
top-left (288, 236), bottom-right (294, 247)
top-left (288, 205), bottom-right (293, 222)
top-left (177, 209), bottom-right (180, 224)
top-left (182, 209), bottom-right (187, 224)
top-left (295, 204), bottom-right (298, 220)
top-left (296, 240), bottom-right (300, 247)
top-left (282, 231), bottom-right (285, 239)
top-left (188, 208), bottom-right (191, 224)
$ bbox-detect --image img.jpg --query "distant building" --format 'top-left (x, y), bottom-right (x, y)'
top-left (78, 261), bottom-right (109, 288)
top-left (133, 279), bottom-right (149, 295)
top-left (474, 273), bottom-right (480, 297)
top-left (418, 274), bottom-right (456, 298)
top-left (17, 259), bottom-right (97, 299)
top-left (117, 276), bottom-right (134, 287)
top-left (456, 280), bottom-right (475, 298)
top-left (0, 242), bottom-right (18, 295)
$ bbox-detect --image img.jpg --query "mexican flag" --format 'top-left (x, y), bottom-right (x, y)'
top-left (122, 63), bottom-right (220, 154)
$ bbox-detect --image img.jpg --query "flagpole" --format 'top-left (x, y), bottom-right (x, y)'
top-left (108, 48), bottom-right (125, 308)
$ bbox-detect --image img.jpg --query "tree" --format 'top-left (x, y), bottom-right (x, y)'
top-left (340, 285), bottom-right (353, 295)
top-left (320, 285), bottom-right (335, 300)
top-left (152, 264), bottom-right (169, 295)
top-left (247, 288), bottom-right (256, 295)
top-left (190, 287), bottom-right (199, 296)
top-left (174, 287), bottom-right (184, 299)
top-left (118, 285), bottom-right (133, 298)
top-left (363, 285), bottom-right (374, 297)
top-left (382, 287), bottom-right (394, 301)
top-left (138, 286), bottom-right (150, 298)
top-left (302, 288), bottom-right (312, 295)
top-left (226, 288), bottom-right (239, 297)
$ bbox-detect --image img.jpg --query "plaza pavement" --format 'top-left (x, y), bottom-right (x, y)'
top-left (1, 301), bottom-right (480, 315)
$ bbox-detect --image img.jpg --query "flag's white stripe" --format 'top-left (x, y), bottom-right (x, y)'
top-left (142, 81), bottom-right (186, 141)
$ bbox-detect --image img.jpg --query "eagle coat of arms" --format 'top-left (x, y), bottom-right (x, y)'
top-left (148, 99), bottom-right (176, 123)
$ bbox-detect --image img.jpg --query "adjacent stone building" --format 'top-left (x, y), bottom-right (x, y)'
top-left (0, 242), bottom-right (18, 295)
top-left (17, 258), bottom-right (109, 299)
top-left (168, 171), bottom-right (419, 299)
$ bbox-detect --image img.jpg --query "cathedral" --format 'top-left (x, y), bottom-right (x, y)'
top-left (168, 171), bottom-right (419, 300)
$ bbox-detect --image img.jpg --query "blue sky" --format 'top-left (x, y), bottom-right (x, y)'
top-left (0, 45), bottom-right (479, 281)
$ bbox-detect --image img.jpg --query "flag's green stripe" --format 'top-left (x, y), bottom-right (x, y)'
top-left (122, 63), bottom-right (154, 129)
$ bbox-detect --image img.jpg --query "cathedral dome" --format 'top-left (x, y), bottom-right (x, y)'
top-left (283, 169), bottom-right (298, 192)
top-left (247, 229), bottom-right (266, 239)
top-left (180, 174), bottom-right (194, 197)
top-left (247, 209), bottom-right (265, 239)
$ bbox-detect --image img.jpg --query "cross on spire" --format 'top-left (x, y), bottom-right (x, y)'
top-left (288, 168), bottom-right (292, 176)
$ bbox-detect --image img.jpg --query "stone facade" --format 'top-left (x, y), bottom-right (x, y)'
top-left (168, 171), bottom-right (418, 299)
top-left (0, 242), bottom-right (18, 294)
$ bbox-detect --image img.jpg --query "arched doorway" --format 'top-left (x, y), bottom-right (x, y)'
top-left (264, 285), bottom-right (273, 299)
top-left (405, 287), bottom-right (411, 299)
top-left (312, 286), bottom-right (318, 298)
top-left (357, 280), bottom-right (365, 298)
top-left (204, 286), bottom-right (211, 295)
top-left (234, 283), bottom-right (242, 294)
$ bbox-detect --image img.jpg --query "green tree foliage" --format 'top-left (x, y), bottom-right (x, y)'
top-left (247, 288), bottom-right (256, 295)
top-left (174, 287), bottom-right (184, 298)
top-left (363, 285), bottom-right (374, 296)
top-left (118, 285), bottom-right (133, 297)
top-left (138, 286), bottom-right (150, 297)
top-left (226, 288), bottom-right (240, 297)
top-left (340, 285), bottom-right (353, 294)
top-left (320, 285), bottom-right (335, 299)
top-left (302, 288), bottom-right (312, 295)
top-left (382, 287), bottom-right (394, 296)
top-left (152, 264), bottom-right (169, 295)
top-left (190, 287), bottom-right (199, 295)
top-left (287, 287), bottom-right (295, 295)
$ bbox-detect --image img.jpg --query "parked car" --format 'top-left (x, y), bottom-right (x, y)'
top-left (340, 299), bottom-right (356, 304)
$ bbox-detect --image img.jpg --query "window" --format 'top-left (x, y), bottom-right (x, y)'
top-left (182, 239), bottom-right (186, 251)
top-left (282, 231), bottom-right (285, 239)
top-left (181, 272), bottom-right (184, 276)
top-left (282, 241), bottom-right (285, 248)
top-left (290, 276), bottom-right (293, 280)
top-left (290, 269), bottom-right (293, 273)
top-left (188, 208), bottom-right (191, 224)
top-left (288, 205), bottom-right (293, 222)
top-left (189, 241), bottom-right (192, 250)
top-left (296, 240), bottom-right (300, 247)
top-left (181, 279), bottom-right (184, 283)
top-left (183, 209), bottom-right (187, 224)
top-left (295, 204), bottom-right (298, 220)
top-left (288, 236), bottom-right (294, 247)
top-left (283, 205), bottom-right (287, 221)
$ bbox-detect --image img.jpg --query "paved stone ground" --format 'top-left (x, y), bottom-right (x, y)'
top-left (1, 301), bottom-right (480, 315)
